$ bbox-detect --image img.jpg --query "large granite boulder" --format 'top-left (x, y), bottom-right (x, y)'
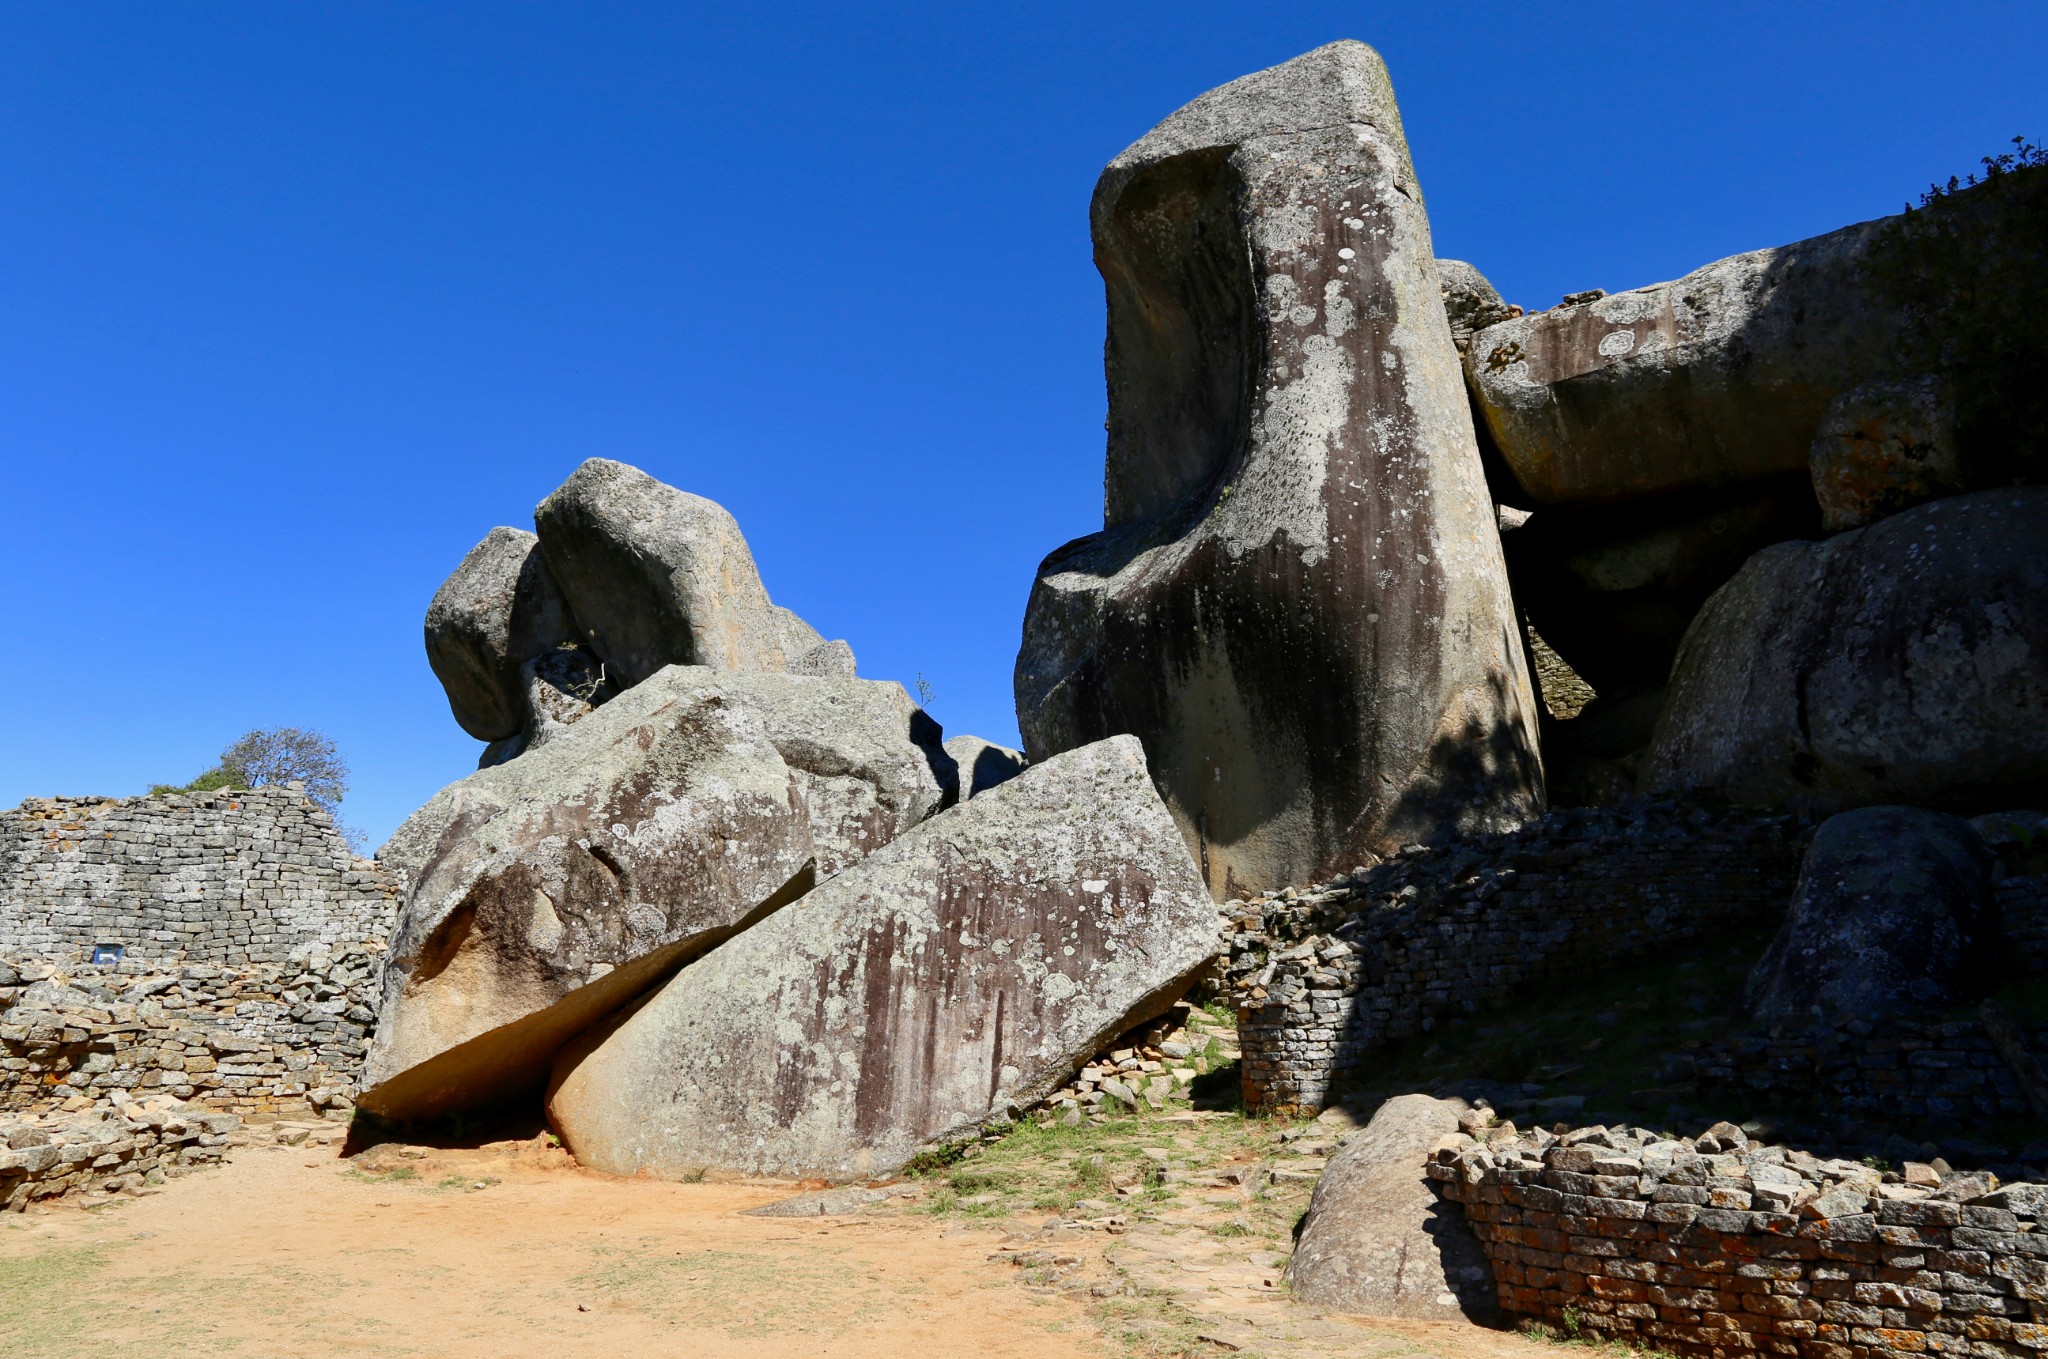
top-left (547, 735), bottom-right (1216, 1182)
top-left (1810, 376), bottom-right (1968, 533)
top-left (1288, 1094), bottom-right (1496, 1321)
top-left (1014, 42), bottom-right (1542, 900)
top-left (1468, 217), bottom-right (1898, 506)
top-left (533, 458), bottom-right (795, 686)
top-left (424, 528), bottom-right (578, 742)
top-left (363, 666), bottom-right (949, 1119)
top-left (1643, 488), bottom-right (2048, 811)
top-left (1746, 806), bottom-right (1994, 1024)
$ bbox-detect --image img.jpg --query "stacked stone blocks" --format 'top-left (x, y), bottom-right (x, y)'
top-left (1431, 1123), bottom-right (2048, 1359)
top-left (0, 789), bottom-right (398, 967)
top-left (1226, 803), bottom-right (1806, 1111)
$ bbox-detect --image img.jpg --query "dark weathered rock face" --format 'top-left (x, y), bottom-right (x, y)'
top-left (1468, 217), bottom-right (1897, 506)
top-left (1643, 488), bottom-right (2048, 812)
top-left (1810, 376), bottom-right (1967, 533)
top-left (1014, 41), bottom-right (1541, 900)
top-left (533, 458), bottom-right (793, 686)
top-left (363, 665), bottom-right (948, 1120)
top-left (1288, 1094), bottom-right (1497, 1321)
top-left (1502, 476), bottom-right (1820, 696)
top-left (546, 736), bottom-right (1217, 1182)
top-left (424, 527), bottom-right (578, 742)
top-left (1746, 806), bottom-right (1993, 1024)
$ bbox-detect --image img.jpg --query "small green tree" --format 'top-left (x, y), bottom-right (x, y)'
top-left (153, 727), bottom-right (350, 820)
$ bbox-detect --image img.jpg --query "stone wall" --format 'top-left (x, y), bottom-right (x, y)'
top-left (0, 789), bottom-right (399, 967)
top-left (1430, 1119), bottom-right (2048, 1359)
top-left (1658, 1017), bottom-right (2044, 1130)
top-left (1226, 801), bottom-right (1807, 1112)
top-left (0, 946), bottom-right (380, 1119)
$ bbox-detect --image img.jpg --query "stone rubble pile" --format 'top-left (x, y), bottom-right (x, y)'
top-left (1430, 1116), bottom-right (2048, 1359)
top-left (1035, 1000), bottom-right (1242, 1125)
top-left (0, 945), bottom-right (381, 1118)
top-left (0, 1092), bottom-right (239, 1211)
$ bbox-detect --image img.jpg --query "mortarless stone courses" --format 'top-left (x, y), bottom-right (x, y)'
top-left (0, 788), bottom-right (399, 967)
top-left (1429, 1117), bottom-right (2048, 1359)
top-left (1225, 800), bottom-right (1809, 1113)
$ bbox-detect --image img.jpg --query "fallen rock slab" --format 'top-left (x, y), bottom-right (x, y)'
top-left (363, 666), bottom-right (948, 1120)
top-left (1468, 217), bottom-right (1897, 505)
top-left (1643, 488), bottom-right (2048, 811)
top-left (1015, 41), bottom-right (1541, 898)
top-left (547, 735), bottom-right (1216, 1182)
top-left (1287, 1093), bottom-right (1497, 1322)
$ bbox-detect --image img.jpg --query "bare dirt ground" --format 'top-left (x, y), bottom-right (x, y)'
top-left (0, 1121), bottom-right (1561, 1359)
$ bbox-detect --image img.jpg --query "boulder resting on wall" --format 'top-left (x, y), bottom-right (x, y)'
top-left (1746, 806), bottom-right (1993, 1024)
top-left (1468, 217), bottom-right (1898, 506)
top-left (546, 735), bottom-right (1217, 1182)
top-left (1014, 41), bottom-right (1541, 899)
top-left (424, 527), bottom-right (579, 742)
top-left (1643, 488), bottom-right (2048, 812)
top-left (1288, 1093), bottom-right (1497, 1321)
top-left (362, 665), bottom-right (949, 1120)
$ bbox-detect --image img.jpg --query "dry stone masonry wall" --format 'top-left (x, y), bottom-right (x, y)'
top-left (1430, 1119), bottom-right (2048, 1359)
top-left (1225, 800), bottom-right (1807, 1112)
top-left (1, 947), bottom-right (381, 1119)
top-left (0, 789), bottom-right (399, 967)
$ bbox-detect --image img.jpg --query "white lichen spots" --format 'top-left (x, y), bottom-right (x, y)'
top-left (1380, 349), bottom-right (1398, 372)
top-left (1322, 280), bottom-right (1355, 339)
top-left (1344, 218), bottom-right (1365, 230)
top-left (1597, 329), bottom-right (1638, 358)
top-left (1337, 247), bottom-right (1356, 260)
top-left (1592, 292), bottom-right (1650, 325)
top-left (1041, 972), bottom-right (1079, 1005)
top-left (1081, 879), bottom-right (1108, 894)
top-left (1289, 304), bottom-right (1318, 327)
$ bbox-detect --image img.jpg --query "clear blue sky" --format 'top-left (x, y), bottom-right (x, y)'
top-left (4, 3), bottom-right (2043, 849)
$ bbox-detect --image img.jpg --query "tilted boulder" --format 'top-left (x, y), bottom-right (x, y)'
top-left (546, 735), bottom-right (1216, 1182)
top-left (1469, 217), bottom-right (1897, 505)
top-left (1288, 1093), bottom-right (1497, 1322)
top-left (1014, 41), bottom-right (1542, 899)
top-left (1643, 488), bottom-right (2048, 811)
top-left (533, 458), bottom-right (796, 685)
top-left (363, 665), bottom-right (949, 1119)
top-left (1746, 806), bottom-right (1993, 1024)
top-left (424, 527), bottom-right (578, 742)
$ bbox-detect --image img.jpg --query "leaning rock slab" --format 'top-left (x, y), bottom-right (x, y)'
top-left (424, 527), bottom-right (578, 742)
top-left (1469, 217), bottom-right (1898, 505)
top-left (1014, 41), bottom-right (1541, 898)
top-left (547, 735), bottom-right (1215, 1182)
top-left (534, 458), bottom-right (795, 685)
top-left (943, 734), bottom-right (1025, 801)
top-left (1288, 1093), bottom-right (1497, 1321)
top-left (1643, 488), bottom-right (2048, 812)
top-left (1746, 806), bottom-right (1993, 1024)
top-left (363, 666), bottom-right (948, 1119)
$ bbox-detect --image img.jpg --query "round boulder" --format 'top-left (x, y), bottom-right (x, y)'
top-left (1746, 805), bottom-right (1994, 1024)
